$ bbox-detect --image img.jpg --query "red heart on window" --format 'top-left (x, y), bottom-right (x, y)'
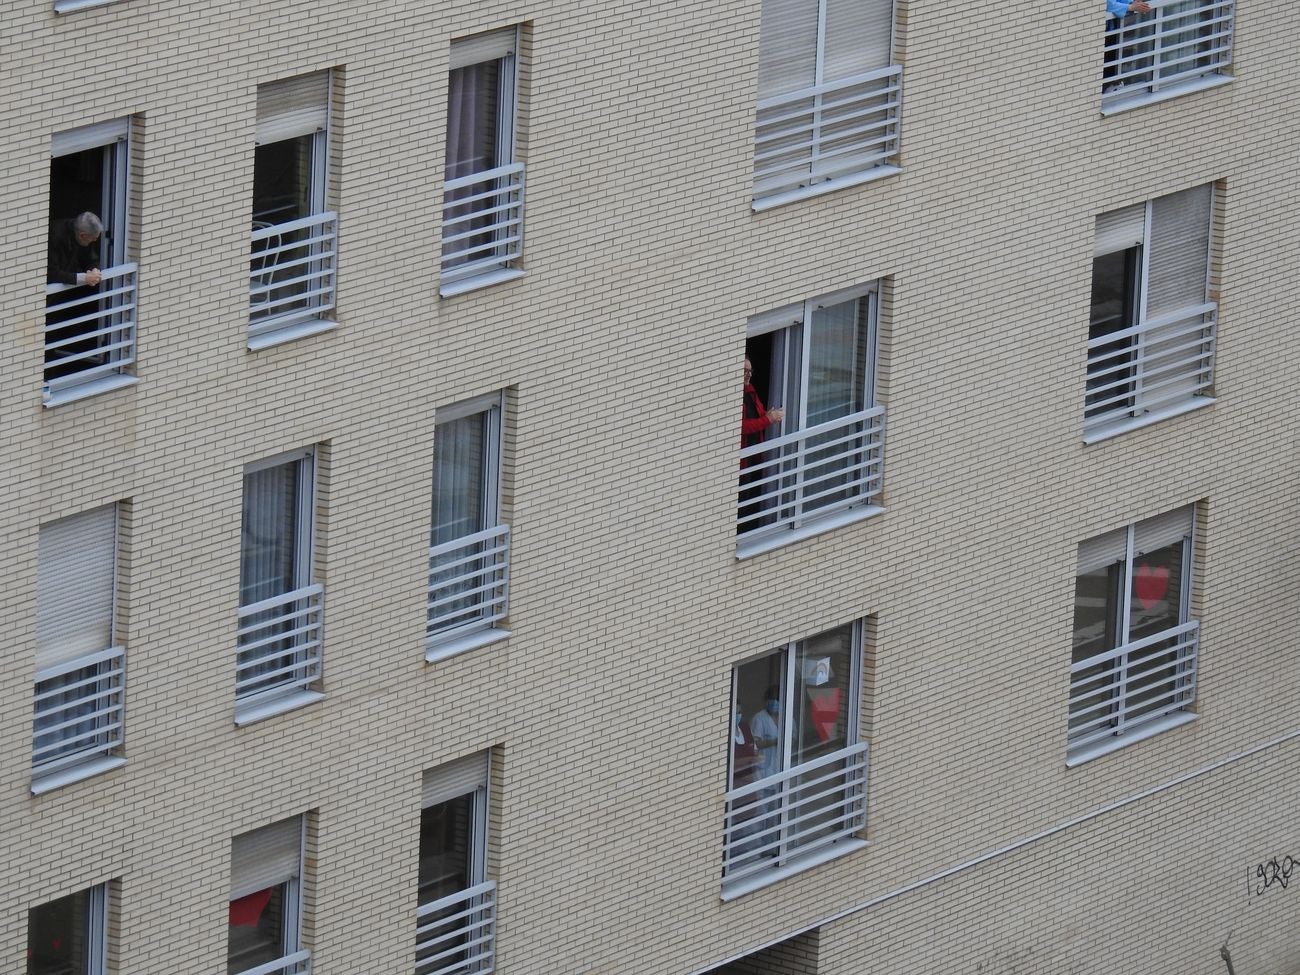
top-left (1134, 564), bottom-right (1170, 609)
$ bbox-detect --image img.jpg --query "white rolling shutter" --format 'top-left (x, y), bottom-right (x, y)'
top-left (1146, 185), bottom-right (1212, 317)
top-left (823, 0), bottom-right (894, 81)
top-left (757, 0), bottom-right (819, 99)
top-left (1133, 506), bottom-right (1195, 557)
top-left (35, 505), bottom-right (117, 671)
top-left (1076, 527), bottom-right (1128, 575)
top-left (256, 72), bottom-right (330, 146)
top-left (230, 817), bottom-right (303, 899)
top-left (1094, 204), bottom-right (1146, 257)
top-left (449, 27), bottom-right (517, 70)
top-left (422, 752), bottom-right (489, 809)
top-left (51, 118), bottom-right (130, 158)
top-left (747, 301), bottom-right (805, 338)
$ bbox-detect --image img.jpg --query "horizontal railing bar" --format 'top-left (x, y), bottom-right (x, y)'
top-left (725, 742), bottom-right (868, 802)
top-left (443, 162), bottom-right (524, 192)
top-left (35, 647), bottom-right (127, 683)
top-left (34, 671), bottom-right (124, 709)
top-left (756, 64), bottom-right (902, 111)
top-left (740, 406), bottom-right (885, 459)
top-left (1086, 304), bottom-right (1216, 348)
top-left (231, 948), bottom-right (313, 975)
top-left (250, 211), bottom-right (337, 241)
top-left (1071, 622), bottom-right (1199, 672)
top-left (416, 880), bottom-right (497, 916)
top-left (238, 584), bottom-right (324, 618)
top-left (45, 262), bottom-right (138, 297)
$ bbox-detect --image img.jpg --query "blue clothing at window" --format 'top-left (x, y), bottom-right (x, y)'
top-left (1107, 0), bottom-right (1138, 16)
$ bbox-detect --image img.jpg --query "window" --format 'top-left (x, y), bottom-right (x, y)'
top-left (752, 0), bottom-right (900, 208)
top-left (1070, 505), bottom-right (1199, 763)
top-left (236, 449), bottom-right (323, 724)
top-left (427, 395), bottom-right (510, 659)
top-left (53, 0), bottom-right (124, 12)
top-left (724, 622), bottom-right (868, 898)
top-left (27, 885), bottom-right (108, 975)
top-left (441, 28), bottom-right (524, 296)
top-left (249, 72), bottom-right (338, 348)
top-left (739, 284), bottom-right (885, 555)
top-left (1102, 0), bottom-right (1233, 114)
top-left (1086, 184), bottom-right (1216, 441)
top-left (32, 505), bottom-right (126, 793)
top-left (46, 119), bottom-right (137, 406)
top-left (228, 817), bottom-right (309, 975)
top-left (417, 753), bottom-right (496, 975)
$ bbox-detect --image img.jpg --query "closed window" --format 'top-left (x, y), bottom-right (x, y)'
top-left (228, 817), bottom-right (309, 975)
top-left (1086, 184), bottom-right (1216, 441)
top-left (740, 284), bottom-right (885, 554)
top-left (417, 753), bottom-right (496, 975)
top-left (441, 28), bottom-right (525, 295)
top-left (753, 0), bottom-right (900, 207)
top-left (45, 119), bottom-right (137, 405)
top-left (250, 72), bottom-right (338, 347)
top-left (427, 395), bottom-right (510, 658)
top-left (27, 884), bottom-right (108, 975)
top-left (33, 504), bottom-right (126, 792)
top-left (1070, 505), bottom-right (1199, 762)
top-left (236, 449), bottom-right (323, 723)
top-left (724, 622), bottom-right (868, 896)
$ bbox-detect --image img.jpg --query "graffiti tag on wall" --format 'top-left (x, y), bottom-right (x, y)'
top-left (1249, 855), bottom-right (1297, 898)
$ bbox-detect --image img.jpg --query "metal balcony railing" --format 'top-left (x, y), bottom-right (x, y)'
top-left (233, 949), bottom-right (313, 975)
top-left (427, 525), bottom-right (511, 642)
top-left (722, 741), bottom-right (869, 891)
top-left (236, 584), bottom-right (324, 703)
top-left (249, 212), bottom-right (338, 338)
top-left (738, 406), bottom-right (885, 538)
top-left (1069, 620), bottom-right (1199, 754)
top-left (1084, 301), bottom-right (1216, 437)
top-left (440, 163), bottom-right (525, 292)
top-left (415, 880), bottom-right (497, 975)
top-left (1103, 0), bottom-right (1233, 108)
top-left (754, 65), bottom-right (902, 204)
top-left (43, 262), bottom-right (137, 403)
top-left (32, 646), bottom-right (125, 776)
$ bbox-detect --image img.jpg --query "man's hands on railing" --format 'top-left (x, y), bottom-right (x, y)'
top-left (81, 268), bottom-right (103, 287)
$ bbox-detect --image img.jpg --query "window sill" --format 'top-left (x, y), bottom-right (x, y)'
top-left (1082, 395), bottom-right (1215, 444)
top-left (752, 166), bottom-right (901, 213)
top-left (426, 627), bottom-right (511, 664)
top-left (737, 504), bottom-right (885, 560)
top-left (721, 838), bottom-right (868, 901)
top-left (1066, 710), bottom-right (1197, 767)
top-left (43, 373), bottom-right (136, 408)
top-left (247, 317), bottom-right (336, 351)
top-left (234, 689), bottom-right (324, 727)
top-left (53, 0), bottom-right (124, 12)
top-left (31, 755), bottom-right (127, 795)
top-left (440, 267), bottom-right (525, 299)
top-left (1101, 73), bottom-right (1232, 117)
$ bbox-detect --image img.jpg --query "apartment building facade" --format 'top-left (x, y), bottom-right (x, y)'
top-left (2, 0), bottom-right (1299, 972)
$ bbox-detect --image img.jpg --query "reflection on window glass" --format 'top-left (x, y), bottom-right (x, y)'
top-left (419, 793), bottom-right (475, 904)
top-left (27, 889), bottom-right (90, 975)
top-left (227, 884), bottom-right (286, 975)
top-left (253, 136), bottom-right (314, 226)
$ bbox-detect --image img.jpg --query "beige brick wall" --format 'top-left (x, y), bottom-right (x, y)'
top-left (2, 0), bottom-right (1298, 972)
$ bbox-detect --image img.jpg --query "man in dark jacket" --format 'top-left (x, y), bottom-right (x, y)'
top-left (47, 212), bottom-right (104, 287)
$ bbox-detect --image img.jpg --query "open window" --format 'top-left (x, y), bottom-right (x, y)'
top-left (440, 28), bottom-right (524, 296)
top-left (27, 884), bottom-right (109, 975)
top-left (228, 817), bottom-right (309, 975)
top-left (417, 753), bottom-right (496, 975)
top-left (739, 284), bottom-right (885, 555)
top-left (32, 504), bottom-right (127, 794)
top-left (46, 119), bottom-right (136, 405)
top-left (1086, 185), bottom-right (1216, 441)
top-left (753, 0), bottom-right (900, 208)
top-left (1070, 505), bottom-right (1199, 763)
top-left (724, 622), bottom-right (868, 898)
top-left (236, 449), bottom-right (324, 724)
top-left (1102, 0), bottom-right (1234, 114)
top-left (427, 394), bottom-right (510, 660)
top-left (249, 72), bottom-right (337, 348)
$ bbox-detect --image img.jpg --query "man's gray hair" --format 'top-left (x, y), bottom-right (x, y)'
top-left (73, 212), bottom-right (103, 236)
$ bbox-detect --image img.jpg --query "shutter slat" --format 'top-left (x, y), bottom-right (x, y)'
top-left (52, 119), bottom-right (130, 158)
top-left (1146, 185), bottom-right (1212, 318)
top-left (1077, 527), bottom-right (1127, 575)
top-left (36, 505), bottom-right (117, 670)
top-left (757, 0), bottom-right (819, 99)
top-left (1094, 203), bottom-right (1146, 257)
top-left (256, 72), bottom-right (330, 146)
top-left (230, 817), bottom-right (303, 899)
top-left (449, 27), bottom-right (517, 70)
top-left (1134, 506), bottom-right (1195, 557)
top-left (823, 0), bottom-right (894, 81)
top-left (422, 753), bottom-right (489, 808)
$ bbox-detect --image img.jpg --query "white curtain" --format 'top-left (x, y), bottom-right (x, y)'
top-left (240, 460), bottom-right (302, 605)
top-left (445, 62), bottom-right (500, 182)
top-left (432, 414), bottom-right (488, 546)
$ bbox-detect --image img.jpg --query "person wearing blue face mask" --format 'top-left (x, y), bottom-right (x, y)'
top-left (748, 685), bottom-right (783, 782)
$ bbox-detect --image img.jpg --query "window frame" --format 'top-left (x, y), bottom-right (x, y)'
top-left (26, 883), bottom-right (109, 975)
top-left (227, 818), bottom-right (308, 975)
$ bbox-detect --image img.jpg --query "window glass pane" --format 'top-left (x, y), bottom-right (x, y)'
top-left (240, 461), bottom-right (302, 604)
top-left (1128, 538), bottom-right (1185, 640)
top-left (791, 623), bottom-right (854, 765)
top-left (1072, 561), bottom-right (1123, 663)
top-left (227, 884), bottom-right (286, 975)
top-left (27, 889), bottom-right (90, 975)
top-left (252, 135), bottom-right (314, 226)
top-left (432, 414), bottom-right (489, 545)
top-left (733, 652), bottom-right (785, 787)
top-left (418, 793), bottom-right (475, 904)
top-left (446, 61), bottom-right (501, 181)
top-left (806, 297), bottom-right (868, 427)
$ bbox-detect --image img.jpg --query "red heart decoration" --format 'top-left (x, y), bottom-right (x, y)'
top-left (1134, 564), bottom-right (1170, 609)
